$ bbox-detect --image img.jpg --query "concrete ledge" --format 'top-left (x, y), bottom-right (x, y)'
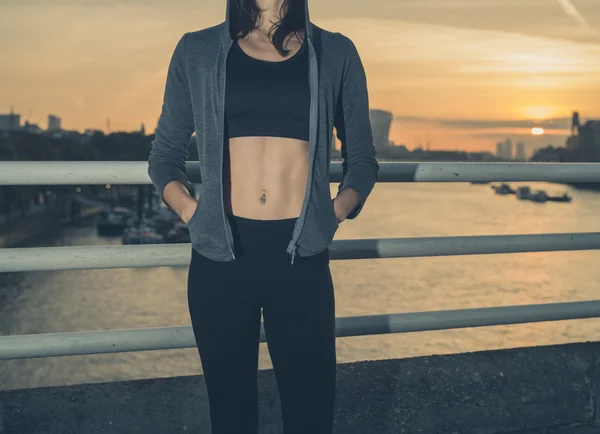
top-left (1, 342), bottom-right (599, 434)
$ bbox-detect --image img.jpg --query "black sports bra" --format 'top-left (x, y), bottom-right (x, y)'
top-left (225, 39), bottom-right (310, 142)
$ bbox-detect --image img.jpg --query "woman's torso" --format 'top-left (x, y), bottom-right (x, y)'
top-left (224, 32), bottom-right (310, 220)
top-left (151, 24), bottom-right (376, 262)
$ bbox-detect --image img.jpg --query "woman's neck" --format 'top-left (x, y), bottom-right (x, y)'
top-left (255, 0), bottom-right (286, 34)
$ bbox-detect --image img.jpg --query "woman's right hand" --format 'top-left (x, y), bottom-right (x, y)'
top-left (180, 198), bottom-right (198, 224)
top-left (162, 181), bottom-right (199, 224)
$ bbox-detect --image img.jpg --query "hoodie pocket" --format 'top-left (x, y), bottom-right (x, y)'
top-left (330, 199), bottom-right (340, 229)
top-left (186, 178), bottom-right (227, 254)
top-left (187, 200), bottom-right (201, 226)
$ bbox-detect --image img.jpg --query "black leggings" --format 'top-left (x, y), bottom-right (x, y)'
top-left (187, 215), bottom-right (336, 434)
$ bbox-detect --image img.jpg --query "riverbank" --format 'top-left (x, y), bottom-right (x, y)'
top-left (567, 182), bottom-right (600, 192)
top-left (0, 206), bottom-right (100, 248)
top-left (1, 341), bottom-right (598, 433)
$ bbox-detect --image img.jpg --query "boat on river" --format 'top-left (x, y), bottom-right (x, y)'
top-left (516, 186), bottom-right (531, 200)
top-left (96, 207), bottom-right (136, 236)
top-left (529, 190), bottom-right (548, 203)
top-left (492, 184), bottom-right (515, 195)
top-left (122, 223), bottom-right (165, 245)
top-left (547, 192), bottom-right (572, 203)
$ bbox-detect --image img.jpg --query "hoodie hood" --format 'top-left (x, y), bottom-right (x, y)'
top-left (224, 0), bottom-right (312, 41)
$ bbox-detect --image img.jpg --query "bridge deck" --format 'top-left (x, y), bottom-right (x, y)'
top-left (1, 342), bottom-right (598, 433)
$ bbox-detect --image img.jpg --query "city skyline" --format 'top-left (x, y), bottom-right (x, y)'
top-left (0, 105), bottom-right (555, 159)
top-left (1, 0), bottom-right (599, 152)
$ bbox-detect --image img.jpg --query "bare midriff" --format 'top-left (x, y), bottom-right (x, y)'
top-left (224, 137), bottom-right (309, 220)
top-left (223, 33), bottom-right (309, 221)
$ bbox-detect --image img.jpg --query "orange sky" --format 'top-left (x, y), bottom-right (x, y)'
top-left (1, 0), bottom-right (599, 155)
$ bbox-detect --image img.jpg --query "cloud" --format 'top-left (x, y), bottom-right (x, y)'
top-left (317, 17), bottom-right (600, 80)
top-left (394, 115), bottom-right (573, 130)
top-left (386, 0), bottom-right (508, 9)
top-left (554, 0), bottom-right (597, 33)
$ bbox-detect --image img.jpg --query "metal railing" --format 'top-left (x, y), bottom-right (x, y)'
top-left (0, 161), bottom-right (599, 361)
top-left (2, 233), bottom-right (600, 272)
top-left (1, 161), bottom-right (599, 184)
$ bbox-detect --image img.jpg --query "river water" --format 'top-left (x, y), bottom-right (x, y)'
top-left (1, 182), bottom-right (599, 390)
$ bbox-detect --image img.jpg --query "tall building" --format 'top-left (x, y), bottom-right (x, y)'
top-left (578, 121), bottom-right (600, 152)
top-left (566, 112), bottom-right (600, 158)
top-left (515, 141), bottom-right (526, 161)
top-left (369, 109), bottom-right (393, 151)
top-left (0, 107), bottom-right (21, 131)
top-left (571, 111), bottom-right (581, 136)
top-left (504, 138), bottom-right (513, 160)
top-left (495, 138), bottom-right (514, 160)
top-left (48, 114), bottom-right (62, 131)
top-left (495, 141), bottom-right (504, 159)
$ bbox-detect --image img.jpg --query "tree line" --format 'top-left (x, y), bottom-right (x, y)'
top-left (0, 131), bottom-right (203, 221)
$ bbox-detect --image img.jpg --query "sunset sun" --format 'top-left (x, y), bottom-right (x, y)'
top-left (531, 127), bottom-right (545, 135)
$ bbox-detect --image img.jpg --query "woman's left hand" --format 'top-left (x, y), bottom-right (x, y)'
top-left (332, 188), bottom-right (361, 224)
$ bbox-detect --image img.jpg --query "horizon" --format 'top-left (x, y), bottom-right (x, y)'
top-left (1, 0), bottom-right (599, 155)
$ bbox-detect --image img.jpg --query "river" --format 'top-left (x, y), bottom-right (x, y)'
top-left (1, 182), bottom-right (599, 390)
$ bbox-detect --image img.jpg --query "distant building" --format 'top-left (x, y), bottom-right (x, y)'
top-left (504, 138), bottom-right (513, 160)
top-left (59, 130), bottom-right (83, 141)
top-left (495, 142), bottom-right (504, 159)
top-left (82, 129), bottom-right (104, 144)
top-left (479, 152), bottom-right (497, 162)
top-left (392, 144), bottom-right (409, 153)
top-left (466, 151), bottom-right (496, 162)
top-left (571, 111), bottom-right (581, 136)
top-left (84, 128), bottom-right (104, 136)
top-left (48, 114), bottom-right (62, 131)
top-left (566, 111), bottom-right (600, 160)
top-left (566, 134), bottom-right (579, 150)
top-left (0, 111), bottom-right (21, 132)
top-left (22, 121), bottom-right (43, 134)
top-left (496, 138), bottom-right (513, 160)
top-left (577, 121), bottom-right (600, 151)
top-left (515, 141), bottom-right (526, 161)
top-left (369, 109), bottom-right (393, 151)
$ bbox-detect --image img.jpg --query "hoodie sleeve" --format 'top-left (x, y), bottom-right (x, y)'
top-left (334, 36), bottom-right (379, 219)
top-left (148, 33), bottom-right (194, 200)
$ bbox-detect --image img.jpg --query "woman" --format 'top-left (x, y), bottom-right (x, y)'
top-left (148, 0), bottom-right (379, 432)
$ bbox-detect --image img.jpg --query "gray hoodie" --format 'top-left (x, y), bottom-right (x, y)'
top-left (148, 0), bottom-right (379, 263)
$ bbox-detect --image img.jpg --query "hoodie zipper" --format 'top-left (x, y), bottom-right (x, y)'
top-left (285, 36), bottom-right (319, 265)
top-left (221, 40), bottom-right (236, 261)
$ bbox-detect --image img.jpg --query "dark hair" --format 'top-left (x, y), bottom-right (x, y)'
top-left (230, 0), bottom-right (306, 56)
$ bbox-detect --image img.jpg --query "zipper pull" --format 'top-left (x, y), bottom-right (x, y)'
top-left (290, 245), bottom-right (297, 265)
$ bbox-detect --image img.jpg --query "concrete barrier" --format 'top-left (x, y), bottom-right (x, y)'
top-left (1, 342), bottom-right (599, 433)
